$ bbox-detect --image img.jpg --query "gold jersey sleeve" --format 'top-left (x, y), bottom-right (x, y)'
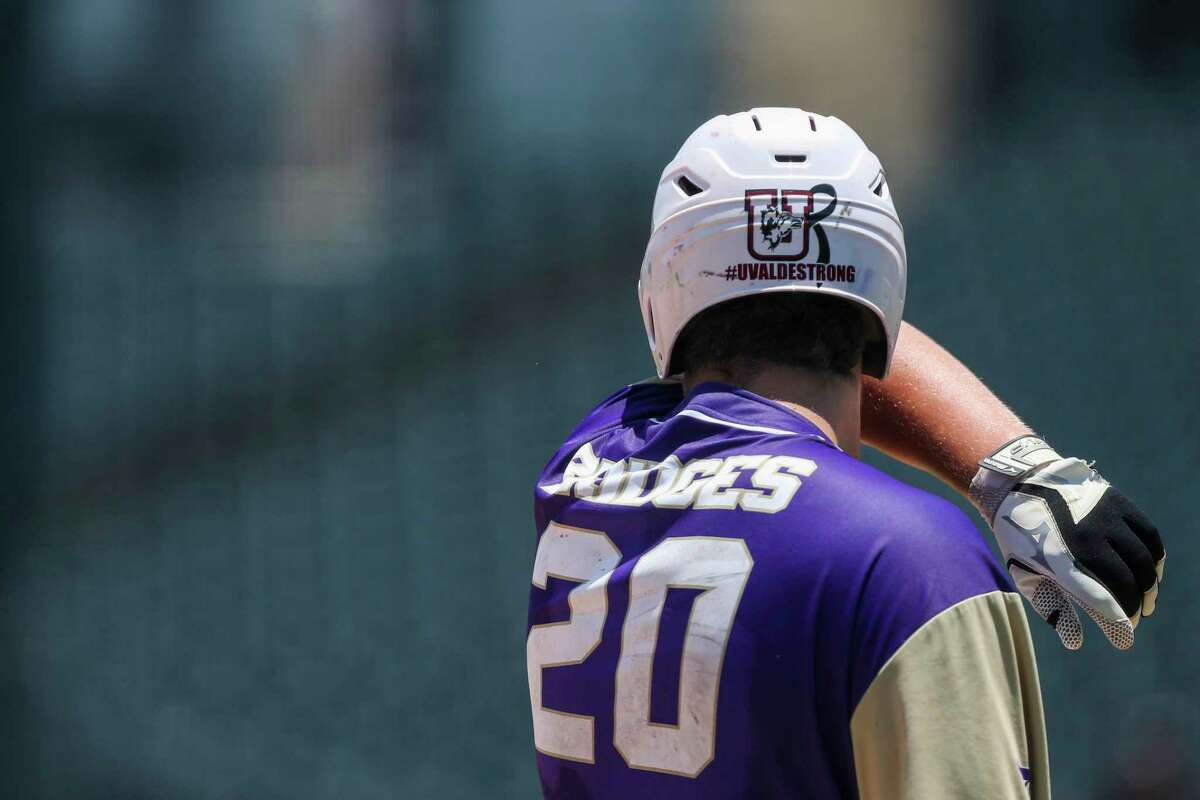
top-left (850, 590), bottom-right (1051, 799)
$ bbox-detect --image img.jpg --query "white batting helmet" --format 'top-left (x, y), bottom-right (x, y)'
top-left (638, 107), bottom-right (906, 379)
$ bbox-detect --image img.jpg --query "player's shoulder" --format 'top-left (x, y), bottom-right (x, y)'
top-left (556, 379), bottom-right (683, 452)
top-left (814, 455), bottom-right (1017, 706)
top-left (821, 453), bottom-right (990, 561)
top-left (534, 379), bottom-right (684, 508)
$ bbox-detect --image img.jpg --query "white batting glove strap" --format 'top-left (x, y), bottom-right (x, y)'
top-left (971, 438), bottom-right (1165, 651)
top-left (968, 435), bottom-right (1062, 523)
top-left (977, 435), bottom-right (1062, 478)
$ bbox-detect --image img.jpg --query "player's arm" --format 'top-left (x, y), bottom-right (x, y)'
top-left (851, 590), bottom-right (1049, 800)
top-left (861, 321), bottom-right (1165, 650)
top-left (861, 322), bottom-right (1029, 492)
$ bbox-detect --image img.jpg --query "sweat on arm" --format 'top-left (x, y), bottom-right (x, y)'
top-left (861, 321), bottom-right (1032, 492)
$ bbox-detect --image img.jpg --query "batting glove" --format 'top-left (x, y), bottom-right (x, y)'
top-left (969, 436), bottom-right (1165, 650)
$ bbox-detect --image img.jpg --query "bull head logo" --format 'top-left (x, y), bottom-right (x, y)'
top-left (744, 185), bottom-right (838, 262)
top-left (760, 205), bottom-right (805, 250)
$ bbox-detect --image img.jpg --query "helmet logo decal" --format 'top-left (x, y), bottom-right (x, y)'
top-left (744, 184), bottom-right (838, 263)
top-left (760, 205), bottom-right (804, 251)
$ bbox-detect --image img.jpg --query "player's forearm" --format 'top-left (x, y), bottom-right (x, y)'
top-left (861, 321), bottom-right (1032, 494)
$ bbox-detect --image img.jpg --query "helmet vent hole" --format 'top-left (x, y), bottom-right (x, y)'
top-left (870, 171), bottom-right (886, 197)
top-left (676, 175), bottom-right (704, 196)
top-left (752, 115), bottom-right (762, 131)
top-left (774, 154), bottom-right (807, 164)
top-left (808, 115), bottom-right (817, 132)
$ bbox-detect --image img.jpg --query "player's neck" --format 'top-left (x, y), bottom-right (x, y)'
top-left (684, 364), bottom-right (862, 457)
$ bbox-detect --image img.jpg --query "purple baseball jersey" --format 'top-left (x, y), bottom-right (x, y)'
top-left (528, 381), bottom-right (1049, 799)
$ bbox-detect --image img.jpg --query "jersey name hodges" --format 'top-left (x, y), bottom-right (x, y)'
top-left (540, 441), bottom-right (817, 513)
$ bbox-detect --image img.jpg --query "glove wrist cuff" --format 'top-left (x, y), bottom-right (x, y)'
top-left (969, 435), bottom-right (1062, 523)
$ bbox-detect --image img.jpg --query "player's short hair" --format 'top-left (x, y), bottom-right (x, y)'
top-left (672, 293), bottom-right (867, 379)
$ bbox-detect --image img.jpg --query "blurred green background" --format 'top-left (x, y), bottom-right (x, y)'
top-left (3, 1), bottom-right (1198, 797)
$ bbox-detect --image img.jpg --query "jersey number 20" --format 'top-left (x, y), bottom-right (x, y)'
top-left (527, 522), bottom-right (753, 778)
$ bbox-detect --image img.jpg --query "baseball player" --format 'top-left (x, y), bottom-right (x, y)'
top-left (527, 108), bottom-right (1164, 798)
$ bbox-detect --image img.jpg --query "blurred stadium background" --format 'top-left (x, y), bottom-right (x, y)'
top-left (2, 1), bottom-right (1198, 797)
